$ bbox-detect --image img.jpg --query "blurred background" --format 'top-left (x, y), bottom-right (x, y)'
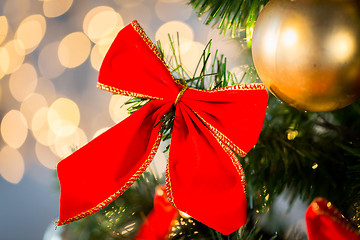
top-left (0, 0), bottom-right (259, 239)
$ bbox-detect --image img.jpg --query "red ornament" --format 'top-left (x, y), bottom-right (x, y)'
top-left (135, 186), bottom-right (179, 240)
top-left (56, 20), bottom-right (268, 235)
top-left (306, 197), bottom-right (360, 240)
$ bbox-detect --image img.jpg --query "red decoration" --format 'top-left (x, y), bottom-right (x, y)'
top-left (306, 197), bottom-right (360, 240)
top-left (135, 186), bottom-right (179, 240)
top-left (56, 20), bottom-right (268, 234)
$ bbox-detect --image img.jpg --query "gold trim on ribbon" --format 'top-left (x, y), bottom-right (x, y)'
top-left (165, 160), bottom-right (177, 209)
top-left (174, 85), bottom-right (188, 107)
top-left (131, 20), bottom-right (188, 89)
top-left (192, 83), bottom-right (266, 93)
top-left (97, 82), bottom-right (162, 100)
top-left (193, 111), bottom-right (247, 157)
top-left (212, 132), bottom-right (247, 194)
top-left (131, 20), bottom-right (169, 70)
top-left (57, 132), bottom-right (163, 226)
top-left (192, 110), bottom-right (247, 193)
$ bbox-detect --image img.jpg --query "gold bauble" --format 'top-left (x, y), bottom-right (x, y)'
top-left (252, 0), bottom-right (360, 112)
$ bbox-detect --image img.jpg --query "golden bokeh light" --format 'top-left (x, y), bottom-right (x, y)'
top-left (171, 41), bottom-right (205, 75)
top-left (20, 93), bottom-right (48, 127)
top-left (0, 60), bottom-right (5, 80)
top-left (35, 77), bottom-right (57, 103)
top-left (0, 39), bottom-right (25, 74)
top-left (93, 127), bottom-right (110, 139)
top-left (1, 110), bottom-right (28, 149)
top-left (0, 146), bottom-right (25, 184)
top-left (15, 14), bottom-right (46, 54)
top-left (43, 0), bottom-right (73, 18)
top-left (35, 141), bottom-right (59, 170)
top-left (32, 107), bottom-right (56, 146)
top-left (58, 32), bottom-right (91, 68)
top-left (90, 39), bottom-right (112, 71)
top-left (48, 98), bottom-right (80, 137)
top-left (155, 21), bottom-right (194, 55)
top-left (83, 6), bottom-right (124, 44)
top-left (9, 63), bottom-right (38, 102)
top-left (109, 94), bottom-right (131, 123)
top-left (0, 16), bottom-right (9, 45)
top-left (54, 127), bottom-right (87, 158)
top-left (38, 41), bottom-right (65, 79)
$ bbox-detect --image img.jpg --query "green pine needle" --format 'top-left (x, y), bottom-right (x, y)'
top-left (188, 0), bottom-right (269, 39)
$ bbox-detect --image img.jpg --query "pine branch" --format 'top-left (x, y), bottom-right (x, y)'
top-left (188, 0), bottom-right (269, 39)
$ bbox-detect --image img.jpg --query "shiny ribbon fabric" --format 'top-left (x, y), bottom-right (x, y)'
top-left (306, 197), bottom-right (360, 240)
top-left (57, 20), bottom-right (268, 234)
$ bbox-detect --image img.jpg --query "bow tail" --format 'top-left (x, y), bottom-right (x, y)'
top-left (57, 100), bottom-right (172, 226)
top-left (166, 104), bottom-right (247, 235)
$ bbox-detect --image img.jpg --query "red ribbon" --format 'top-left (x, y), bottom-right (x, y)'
top-left (135, 186), bottom-right (179, 240)
top-left (306, 197), bottom-right (360, 240)
top-left (57, 20), bottom-right (268, 235)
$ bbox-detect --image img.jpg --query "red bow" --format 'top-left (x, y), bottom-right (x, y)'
top-left (57, 20), bottom-right (268, 235)
top-left (306, 197), bottom-right (360, 240)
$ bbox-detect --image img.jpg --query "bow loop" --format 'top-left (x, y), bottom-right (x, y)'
top-left (98, 20), bottom-right (182, 102)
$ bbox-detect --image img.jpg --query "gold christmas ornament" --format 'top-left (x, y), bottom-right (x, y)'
top-left (252, 0), bottom-right (360, 112)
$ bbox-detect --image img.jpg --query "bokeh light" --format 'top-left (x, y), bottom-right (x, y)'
top-left (35, 142), bottom-right (59, 170)
top-left (9, 63), bottom-right (38, 102)
top-left (170, 41), bottom-right (205, 75)
top-left (20, 93), bottom-right (48, 127)
top-left (43, 0), bottom-right (74, 18)
top-left (0, 16), bottom-right (9, 45)
top-left (54, 127), bottom-right (87, 158)
top-left (38, 41), bottom-right (65, 79)
top-left (58, 32), bottom-right (91, 68)
top-left (32, 107), bottom-right (56, 146)
top-left (15, 14), bottom-right (46, 54)
top-left (0, 146), bottom-right (25, 184)
top-left (0, 39), bottom-right (25, 74)
top-left (109, 95), bottom-right (131, 124)
top-left (1, 110), bottom-right (28, 149)
top-left (48, 98), bottom-right (80, 137)
top-left (35, 77), bottom-right (57, 103)
top-left (90, 38), bottom-right (112, 71)
top-left (83, 6), bottom-right (124, 44)
top-left (155, 21), bottom-right (194, 55)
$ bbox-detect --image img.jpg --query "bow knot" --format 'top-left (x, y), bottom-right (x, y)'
top-left (174, 84), bottom-right (188, 107)
top-left (56, 20), bottom-right (268, 235)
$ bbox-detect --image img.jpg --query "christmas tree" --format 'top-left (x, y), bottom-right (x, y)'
top-left (58, 1), bottom-right (360, 239)
top-left (0, 0), bottom-right (359, 239)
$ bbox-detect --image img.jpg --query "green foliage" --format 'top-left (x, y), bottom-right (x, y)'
top-left (244, 96), bottom-right (360, 229)
top-left (61, 171), bottom-right (160, 239)
top-left (188, 0), bottom-right (269, 39)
